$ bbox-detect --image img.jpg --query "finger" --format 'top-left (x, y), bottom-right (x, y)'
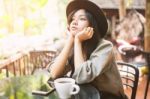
top-left (87, 27), bottom-right (91, 32)
top-left (88, 28), bottom-right (94, 38)
top-left (85, 27), bottom-right (90, 32)
top-left (89, 27), bottom-right (93, 33)
top-left (84, 27), bottom-right (87, 30)
top-left (83, 27), bottom-right (87, 33)
top-left (87, 27), bottom-right (93, 35)
top-left (84, 27), bottom-right (91, 36)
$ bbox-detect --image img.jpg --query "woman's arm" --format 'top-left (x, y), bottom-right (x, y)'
top-left (74, 37), bottom-right (85, 69)
top-left (50, 35), bottom-right (74, 79)
top-left (74, 27), bottom-right (93, 70)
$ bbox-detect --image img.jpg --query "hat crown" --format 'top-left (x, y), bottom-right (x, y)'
top-left (66, 0), bottom-right (108, 37)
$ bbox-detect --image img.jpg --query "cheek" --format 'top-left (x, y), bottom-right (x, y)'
top-left (77, 27), bottom-right (84, 32)
top-left (79, 22), bottom-right (89, 30)
top-left (77, 25), bottom-right (87, 32)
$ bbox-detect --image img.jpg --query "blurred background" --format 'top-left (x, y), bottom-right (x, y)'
top-left (0, 0), bottom-right (69, 59)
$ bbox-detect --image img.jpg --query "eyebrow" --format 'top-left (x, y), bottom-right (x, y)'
top-left (79, 15), bottom-right (87, 17)
top-left (73, 15), bottom-right (87, 18)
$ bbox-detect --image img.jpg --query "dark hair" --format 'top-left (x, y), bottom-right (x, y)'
top-left (67, 9), bottom-right (102, 76)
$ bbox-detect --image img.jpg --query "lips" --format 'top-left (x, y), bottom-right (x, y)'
top-left (70, 26), bottom-right (77, 31)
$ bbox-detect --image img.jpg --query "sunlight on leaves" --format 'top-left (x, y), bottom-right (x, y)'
top-left (31, 0), bottom-right (48, 7)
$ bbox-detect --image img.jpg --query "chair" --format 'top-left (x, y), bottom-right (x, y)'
top-left (116, 61), bottom-right (139, 99)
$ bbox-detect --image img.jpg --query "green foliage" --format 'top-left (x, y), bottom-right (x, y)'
top-left (31, 0), bottom-right (48, 7)
top-left (0, 71), bottom-right (14, 80)
top-left (0, 73), bottom-right (6, 80)
top-left (57, 0), bottom-right (68, 29)
top-left (0, 0), bottom-right (48, 37)
top-left (0, 75), bottom-right (43, 99)
top-left (0, 0), bottom-right (69, 37)
top-left (0, 15), bottom-right (11, 24)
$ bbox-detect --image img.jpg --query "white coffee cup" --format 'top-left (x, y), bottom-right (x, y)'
top-left (54, 78), bottom-right (80, 99)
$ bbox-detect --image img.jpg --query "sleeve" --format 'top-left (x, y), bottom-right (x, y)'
top-left (72, 40), bottom-right (114, 84)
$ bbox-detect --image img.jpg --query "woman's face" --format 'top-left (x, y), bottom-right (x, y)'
top-left (69, 9), bottom-right (90, 36)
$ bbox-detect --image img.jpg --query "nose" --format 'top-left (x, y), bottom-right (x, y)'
top-left (72, 19), bottom-right (78, 25)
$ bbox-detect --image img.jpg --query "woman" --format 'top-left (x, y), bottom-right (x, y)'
top-left (49, 0), bottom-right (127, 99)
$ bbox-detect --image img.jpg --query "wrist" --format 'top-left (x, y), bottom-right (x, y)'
top-left (67, 35), bottom-right (74, 43)
top-left (75, 36), bottom-right (81, 44)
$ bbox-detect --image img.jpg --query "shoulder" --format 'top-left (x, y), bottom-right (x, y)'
top-left (95, 39), bottom-right (113, 51)
top-left (90, 39), bottom-right (114, 57)
top-left (99, 39), bottom-right (113, 46)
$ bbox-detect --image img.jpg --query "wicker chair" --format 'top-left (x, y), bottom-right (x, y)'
top-left (116, 61), bottom-right (139, 99)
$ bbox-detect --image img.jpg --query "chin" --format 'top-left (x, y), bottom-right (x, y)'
top-left (72, 32), bottom-right (77, 36)
top-left (70, 30), bottom-right (78, 36)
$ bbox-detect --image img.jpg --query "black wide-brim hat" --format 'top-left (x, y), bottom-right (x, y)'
top-left (66, 0), bottom-right (108, 38)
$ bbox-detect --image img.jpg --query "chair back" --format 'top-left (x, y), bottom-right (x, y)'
top-left (116, 61), bottom-right (139, 99)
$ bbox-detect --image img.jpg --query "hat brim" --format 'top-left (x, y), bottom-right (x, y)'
top-left (66, 0), bottom-right (108, 37)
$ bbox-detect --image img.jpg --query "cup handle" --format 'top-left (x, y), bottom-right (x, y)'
top-left (48, 80), bottom-right (55, 88)
top-left (70, 84), bottom-right (80, 95)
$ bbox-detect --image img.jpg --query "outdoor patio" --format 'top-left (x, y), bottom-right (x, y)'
top-left (0, 0), bottom-right (150, 99)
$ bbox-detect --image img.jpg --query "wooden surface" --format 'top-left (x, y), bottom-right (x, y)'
top-left (125, 75), bottom-right (150, 99)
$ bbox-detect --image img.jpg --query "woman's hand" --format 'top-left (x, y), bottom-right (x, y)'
top-left (75, 27), bottom-right (94, 42)
top-left (66, 28), bottom-right (74, 44)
